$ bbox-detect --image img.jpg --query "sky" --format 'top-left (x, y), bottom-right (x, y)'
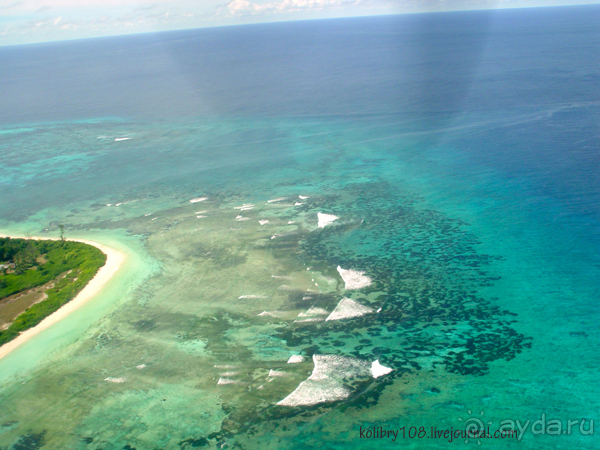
top-left (0, 0), bottom-right (599, 46)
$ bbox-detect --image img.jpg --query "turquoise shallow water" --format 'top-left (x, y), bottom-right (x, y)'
top-left (0, 108), bottom-right (598, 449)
top-left (1, 7), bottom-right (599, 450)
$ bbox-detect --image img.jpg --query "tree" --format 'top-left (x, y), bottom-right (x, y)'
top-left (59, 224), bottom-right (65, 241)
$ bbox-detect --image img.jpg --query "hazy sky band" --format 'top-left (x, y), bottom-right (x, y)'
top-left (1, 0), bottom-right (599, 46)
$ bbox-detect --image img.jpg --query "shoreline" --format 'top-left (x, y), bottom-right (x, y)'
top-left (0, 234), bottom-right (126, 360)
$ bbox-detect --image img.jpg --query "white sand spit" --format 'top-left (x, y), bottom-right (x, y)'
top-left (287, 355), bottom-right (304, 364)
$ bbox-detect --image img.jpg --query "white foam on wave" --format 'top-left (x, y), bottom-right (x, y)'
top-left (295, 306), bottom-right (329, 322)
top-left (337, 266), bottom-right (372, 290)
top-left (258, 311), bottom-right (276, 317)
top-left (295, 202), bottom-right (303, 206)
top-left (239, 295), bottom-right (267, 299)
top-left (259, 220), bottom-right (269, 225)
top-left (272, 275), bottom-right (293, 280)
top-left (234, 204), bottom-right (254, 209)
top-left (136, 364), bottom-right (147, 369)
top-left (114, 137), bottom-right (131, 142)
top-left (195, 211), bottom-right (207, 214)
top-left (217, 378), bottom-right (236, 385)
top-left (288, 221), bottom-right (295, 224)
top-left (371, 360), bottom-right (393, 378)
top-left (236, 215), bottom-right (249, 221)
top-left (268, 369), bottom-right (287, 377)
top-left (277, 355), bottom-right (370, 406)
top-left (299, 306), bottom-right (329, 317)
top-left (105, 377), bottom-right (126, 383)
top-left (317, 213), bottom-right (339, 228)
top-left (293, 317), bottom-right (323, 323)
top-left (287, 355), bottom-right (304, 364)
top-left (196, 215), bottom-right (206, 219)
top-left (299, 195), bottom-right (309, 199)
top-left (268, 197), bottom-right (287, 203)
top-left (326, 298), bottom-right (373, 321)
top-left (151, 217), bottom-right (157, 221)
top-left (190, 197), bottom-right (208, 203)
top-left (240, 206), bottom-right (254, 211)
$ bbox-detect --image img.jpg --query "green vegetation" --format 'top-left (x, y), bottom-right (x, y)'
top-left (0, 237), bottom-right (106, 347)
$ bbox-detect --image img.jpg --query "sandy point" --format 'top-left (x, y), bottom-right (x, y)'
top-left (0, 234), bottom-right (126, 360)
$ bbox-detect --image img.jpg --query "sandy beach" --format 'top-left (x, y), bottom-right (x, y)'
top-left (0, 234), bottom-right (125, 360)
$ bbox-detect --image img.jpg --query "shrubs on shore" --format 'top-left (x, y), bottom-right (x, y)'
top-left (0, 238), bottom-right (106, 346)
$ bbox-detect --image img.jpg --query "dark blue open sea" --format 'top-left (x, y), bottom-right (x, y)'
top-left (0, 5), bottom-right (599, 449)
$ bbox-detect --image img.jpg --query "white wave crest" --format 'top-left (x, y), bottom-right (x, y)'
top-left (326, 298), bottom-right (373, 321)
top-left (104, 377), bottom-right (126, 383)
top-left (317, 212), bottom-right (339, 228)
top-left (371, 360), bottom-right (393, 378)
top-left (337, 266), bottom-right (372, 290)
top-left (277, 355), bottom-right (370, 406)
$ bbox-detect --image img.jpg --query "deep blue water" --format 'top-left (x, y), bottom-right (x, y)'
top-left (1, 5), bottom-right (598, 122)
top-left (0, 5), bottom-right (599, 449)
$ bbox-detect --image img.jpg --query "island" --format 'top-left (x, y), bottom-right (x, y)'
top-left (0, 237), bottom-right (107, 347)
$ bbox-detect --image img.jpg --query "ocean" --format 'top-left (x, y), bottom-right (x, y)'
top-left (0, 5), bottom-right (599, 449)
